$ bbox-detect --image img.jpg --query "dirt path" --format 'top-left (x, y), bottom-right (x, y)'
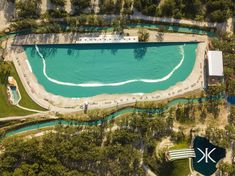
top-left (0, 0), bottom-right (15, 31)
top-left (40, 0), bottom-right (48, 14)
top-left (64, 0), bottom-right (72, 14)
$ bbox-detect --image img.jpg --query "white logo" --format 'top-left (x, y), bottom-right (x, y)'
top-left (197, 148), bottom-right (216, 163)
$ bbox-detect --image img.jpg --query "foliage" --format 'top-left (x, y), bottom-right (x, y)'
top-left (206, 0), bottom-right (233, 22)
top-left (205, 126), bottom-right (230, 148)
top-left (219, 162), bottom-right (235, 176)
top-left (0, 61), bottom-right (45, 118)
top-left (99, 0), bottom-right (122, 14)
top-left (46, 9), bottom-right (68, 18)
top-left (175, 100), bottom-right (196, 123)
top-left (71, 0), bottom-right (90, 15)
top-left (228, 107), bottom-right (235, 126)
top-left (134, 0), bottom-right (160, 16)
top-left (10, 19), bottom-right (37, 30)
top-left (138, 29), bottom-right (149, 42)
top-left (0, 127), bottom-right (141, 175)
top-left (16, 0), bottom-right (41, 19)
top-left (0, 107), bottom-right (177, 175)
top-left (134, 0), bottom-right (234, 22)
top-left (49, 0), bottom-right (66, 7)
top-left (112, 17), bottom-right (127, 33)
top-left (211, 34), bottom-right (235, 96)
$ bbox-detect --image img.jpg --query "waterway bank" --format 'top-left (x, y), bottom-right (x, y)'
top-left (11, 30), bottom-right (208, 45)
top-left (3, 93), bottom-right (223, 138)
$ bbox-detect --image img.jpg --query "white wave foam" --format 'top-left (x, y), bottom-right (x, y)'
top-left (35, 45), bottom-right (185, 87)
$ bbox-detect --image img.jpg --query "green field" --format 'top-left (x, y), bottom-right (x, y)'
top-left (159, 141), bottom-right (191, 176)
top-left (0, 62), bottom-right (46, 118)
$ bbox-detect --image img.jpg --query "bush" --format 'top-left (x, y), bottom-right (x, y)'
top-left (16, 0), bottom-right (41, 19)
top-left (50, 0), bottom-right (66, 7)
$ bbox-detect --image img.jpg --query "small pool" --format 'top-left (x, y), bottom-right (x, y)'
top-left (192, 136), bottom-right (226, 176)
top-left (10, 86), bottom-right (20, 104)
top-left (227, 96), bottom-right (235, 105)
top-left (24, 42), bottom-right (197, 98)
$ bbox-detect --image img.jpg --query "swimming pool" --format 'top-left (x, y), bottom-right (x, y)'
top-left (9, 86), bottom-right (20, 104)
top-left (193, 136), bottom-right (226, 176)
top-left (24, 42), bottom-right (197, 98)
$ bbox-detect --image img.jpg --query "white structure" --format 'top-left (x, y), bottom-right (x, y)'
top-left (167, 149), bottom-right (196, 161)
top-left (76, 35), bottom-right (138, 44)
top-left (207, 51), bottom-right (223, 76)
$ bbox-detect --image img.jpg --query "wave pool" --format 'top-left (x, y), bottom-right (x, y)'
top-left (23, 42), bottom-right (197, 98)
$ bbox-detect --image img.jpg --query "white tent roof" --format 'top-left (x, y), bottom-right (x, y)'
top-left (208, 51), bottom-right (223, 76)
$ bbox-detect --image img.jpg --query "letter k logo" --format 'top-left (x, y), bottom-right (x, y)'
top-left (197, 148), bottom-right (216, 163)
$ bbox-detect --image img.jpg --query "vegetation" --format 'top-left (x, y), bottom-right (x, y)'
top-left (0, 62), bottom-right (32, 117)
top-left (134, 0), bottom-right (234, 22)
top-left (219, 162), bottom-right (235, 176)
top-left (46, 9), bottom-right (68, 18)
top-left (99, 0), bottom-right (122, 14)
top-left (10, 19), bottom-right (38, 31)
top-left (0, 61), bottom-right (45, 117)
top-left (16, 0), bottom-right (41, 19)
top-left (211, 34), bottom-right (235, 96)
top-left (71, 0), bottom-right (90, 15)
top-left (49, 0), bottom-right (66, 7)
top-left (159, 141), bottom-right (190, 176)
top-left (138, 29), bottom-right (150, 42)
top-left (0, 102), bottom-right (184, 175)
top-left (112, 17), bottom-right (127, 33)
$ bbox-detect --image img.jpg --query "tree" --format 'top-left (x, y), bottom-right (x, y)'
top-left (50, 0), bottom-right (66, 7)
top-left (0, 61), bottom-right (11, 84)
top-left (112, 17), bottom-right (127, 33)
top-left (16, 0), bottom-right (41, 19)
top-left (159, 0), bottom-right (176, 17)
top-left (71, 0), bottom-right (90, 15)
top-left (138, 29), bottom-right (149, 42)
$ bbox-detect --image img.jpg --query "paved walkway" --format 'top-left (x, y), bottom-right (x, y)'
top-left (0, 112), bottom-right (52, 122)
top-left (16, 104), bottom-right (45, 113)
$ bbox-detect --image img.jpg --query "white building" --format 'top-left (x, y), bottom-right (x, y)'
top-left (207, 51), bottom-right (224, 85)
top-left (76, 35), bottom-right (138, 44)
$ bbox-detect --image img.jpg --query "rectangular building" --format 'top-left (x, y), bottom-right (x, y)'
top-left (207, 51), bottom-right (224, 85)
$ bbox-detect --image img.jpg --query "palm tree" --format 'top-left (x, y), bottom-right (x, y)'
top-left (138, 29), bottom-right (149, 42)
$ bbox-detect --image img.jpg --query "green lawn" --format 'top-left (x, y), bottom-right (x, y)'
top-left (11, 63), bottom-right (46, 111)
top-left (159, 141), bottom-right (191, 176)
top-left (160, 159), bottom-right (190, 176)
top-left (0, 85), bottom-right (33, 117)
top-left (0, 62), bottom-right (46, 118)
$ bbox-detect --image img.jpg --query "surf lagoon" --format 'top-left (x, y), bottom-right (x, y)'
top-left (23, 42), bottom-right (197, 98)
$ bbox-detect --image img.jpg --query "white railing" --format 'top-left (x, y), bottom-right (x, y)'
top-left (76, 35), bottom-right (138, 44)
top-left (167, 149), bottom-right (196, 161)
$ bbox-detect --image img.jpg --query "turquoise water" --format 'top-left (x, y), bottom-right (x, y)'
top-left (24, 42), bottom-right (197, 98)
top-left (62, 24), bottom-right (214, 36)
top-left (10, 86), bottom-right (20, 104)
top-left (128, 24), bottom-right (214, 36)
top-left (4, 94), bottom-right (223, 137)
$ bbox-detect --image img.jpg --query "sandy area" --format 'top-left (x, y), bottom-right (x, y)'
top-left (0, 0), bottom-right (14, 32)
top-left (5, 30), bottom-right (208, 112)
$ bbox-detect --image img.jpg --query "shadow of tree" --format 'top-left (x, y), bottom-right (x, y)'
top-left (111, 48), bottom-right (118, 55)
top-left (156, 32), bottom-right (164, 42)
top-left (134, 47), bottom-right (147, 60)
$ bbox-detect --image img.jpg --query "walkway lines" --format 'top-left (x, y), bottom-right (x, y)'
top-left (167, 149), bottom-right (196, 161)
